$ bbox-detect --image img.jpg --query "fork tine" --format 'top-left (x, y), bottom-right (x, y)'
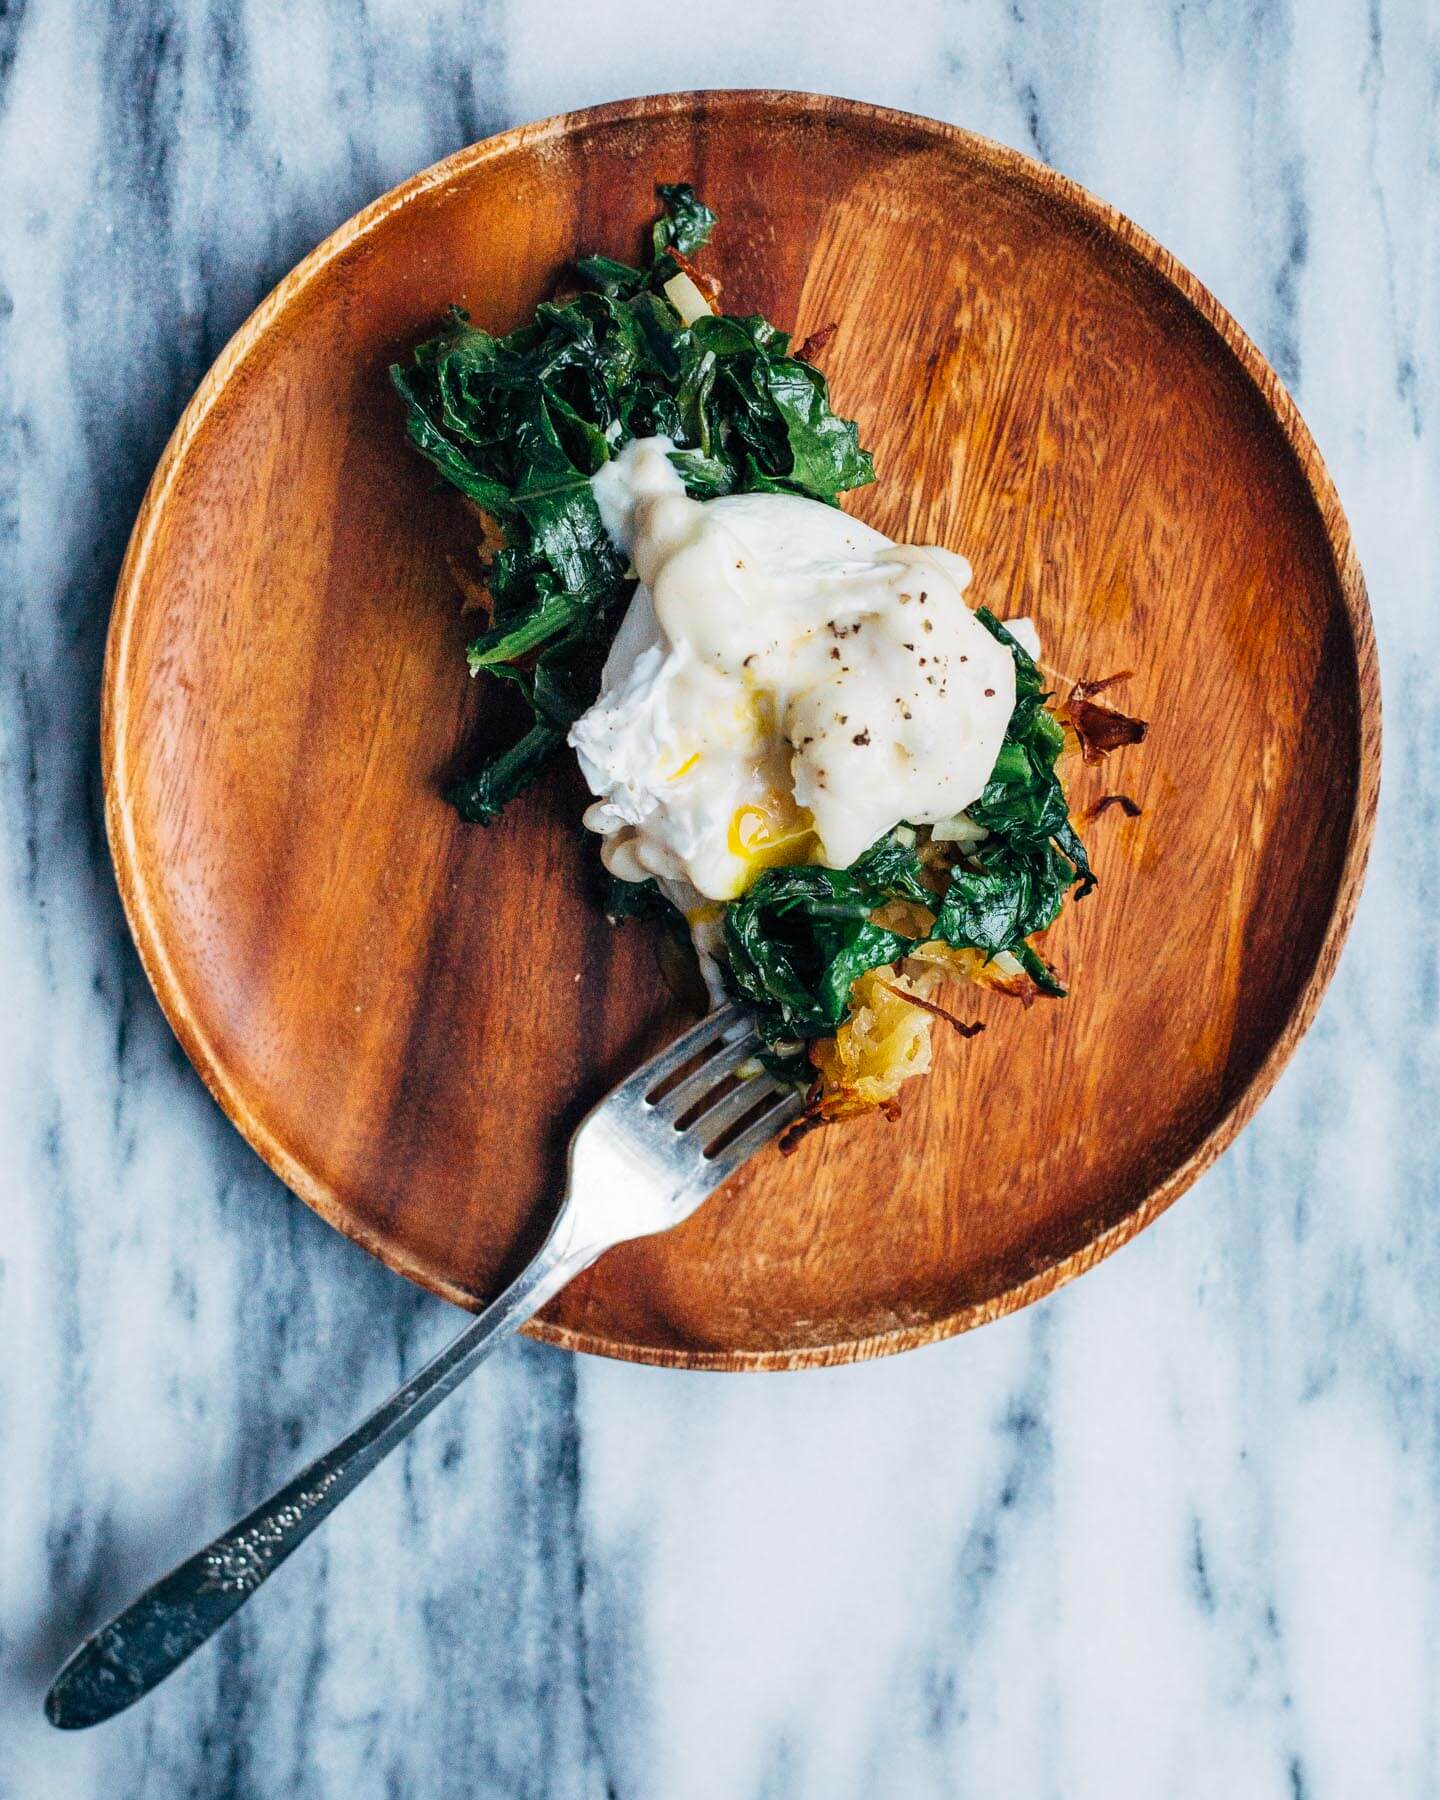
top-left (683, 1070), bottom-right (781, 1146)
top-left (653, 1028), bottom-right (763, 1118)
top-left (702, 1087), bottom-right (805, 1181)
top-left (613, 1003), bottom-right (747, 1102)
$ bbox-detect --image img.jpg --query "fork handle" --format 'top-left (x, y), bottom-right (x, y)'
top-left (45, 1228), bottom-right (596, 1730)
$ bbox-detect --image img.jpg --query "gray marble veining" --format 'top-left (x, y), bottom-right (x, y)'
top-left (2, 1), bottom-right (1437, 1794)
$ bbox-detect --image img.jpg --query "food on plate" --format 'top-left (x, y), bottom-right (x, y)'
top-left (392, 186), bottom-right (1146, 1137)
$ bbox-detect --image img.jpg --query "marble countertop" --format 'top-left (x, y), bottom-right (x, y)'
top-left (2, 2), bottom-right (1435, 1794)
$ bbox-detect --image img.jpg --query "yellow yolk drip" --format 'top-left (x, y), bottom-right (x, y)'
top-left (726, 797), bottom-right (818, 887)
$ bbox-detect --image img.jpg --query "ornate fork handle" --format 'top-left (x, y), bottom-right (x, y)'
top-left (200, 1466), bottom-right (346, 1593)
top-left (46, 1226), bottom-right (593, 1730)
top-left (46, 1002), bottom-right (788, 1729)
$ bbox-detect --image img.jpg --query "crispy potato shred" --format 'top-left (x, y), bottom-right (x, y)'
top-left (450, 505), bottom-right (508, 621)
top-left (1088, 792), bottom-right (1142, 819)
top-left (810, 967), bottom-right (940, 1120)
top-left (447, 553), bottom-right (494, 619)
top-left (783, 672), bottom-right (1160, 1151)
top-left (1059, 672), bottom-right (1149, 765)
top-left (778, 945), bottom-right (1041, 1153)
top-left (782, 671), bottom-right (1150, 1148)
top-left (664, 244), bottom-right (722, 305)
top-left (875, 978), bottom-right (986, 1038)
top-left (794, 321), bottom-right (839, 364)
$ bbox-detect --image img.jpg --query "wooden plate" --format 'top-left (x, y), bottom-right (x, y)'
top-left (104, 92), bottom-right (1379, 1369)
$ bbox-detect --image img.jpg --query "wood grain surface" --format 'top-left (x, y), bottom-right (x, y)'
top-left (102, 92), bottom-right (1380, 1369)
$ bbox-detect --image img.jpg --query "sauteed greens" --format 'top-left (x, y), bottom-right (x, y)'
top-left (395, 185), bottom-right (1143, 1116)
top-left (391, 184), bottom-right (872, 824)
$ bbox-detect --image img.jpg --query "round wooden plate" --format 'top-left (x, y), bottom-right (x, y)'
top-left (104, 92), bottom-right (1378, 1369)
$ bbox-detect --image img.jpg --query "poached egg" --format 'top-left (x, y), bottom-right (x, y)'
top-left (569, 436), bottom-right (1016, 904)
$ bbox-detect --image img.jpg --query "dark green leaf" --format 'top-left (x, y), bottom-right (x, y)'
top-left (667, 449), bottom-right (738, 499)
top-left (722, 836), bottom-right (925, 1039)
top-left (465, 592), bottom-right (590, 670)
top-left (1053, 815), bottom-right (1095, 899)
top-left (932, 843), bottom-right (1068, 957)
top-left (652, 182), bottom-right (717, 259)
top-left (1015, 939), bottom-right (1067, 997)
top-left (747, 356), bottom-right (875, 499)
top-left (445, 723), bottom-right (563, 824)
top-left (602, 873), bottom-right (681, 924)
top-left (575, 253), bottom-right (647, 297)
top-left (847, 832), bottom-right (934, 909)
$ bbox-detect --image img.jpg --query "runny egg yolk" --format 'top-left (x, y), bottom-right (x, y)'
top-left (726, 794), bottom-right (819, 881)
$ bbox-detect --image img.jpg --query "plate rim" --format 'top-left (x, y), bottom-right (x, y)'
top-left (102, 89), bottom-right (1382, 1371)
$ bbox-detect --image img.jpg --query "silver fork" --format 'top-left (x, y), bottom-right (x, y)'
top-left (45, 1003), bottom-right (799, 1730)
